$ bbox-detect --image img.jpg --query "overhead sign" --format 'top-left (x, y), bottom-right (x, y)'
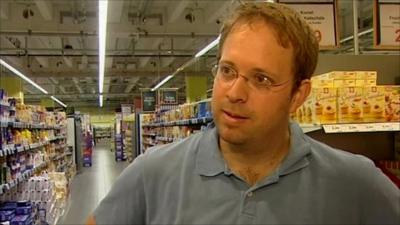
top-left (141, 90), bottom-right (156, 112)
top-left (160, 89), bottom-right (178, 104)
top-left (278, 0), bottom-right (339, 49)
top-left (373, 0), bottom-right (400, 49)
top-left (121, 104), bottom-right (132, 117)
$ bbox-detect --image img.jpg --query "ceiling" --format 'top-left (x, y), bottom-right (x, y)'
top-left (0, 0), bottom-right (379, 110)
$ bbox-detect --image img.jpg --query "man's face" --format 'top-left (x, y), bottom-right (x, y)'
top-left (212, 21), bottom-right (297, 145)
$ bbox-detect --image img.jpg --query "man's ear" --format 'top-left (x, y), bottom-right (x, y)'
top-left (289, 79), bottom-right (311, 113)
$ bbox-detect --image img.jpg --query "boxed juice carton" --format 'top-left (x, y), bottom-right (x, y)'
top-left (313, 87), bottom-right (337, 124)
top-left (338, 87), bottom-right (364, 123)
top-left (384, 86), bottom-right (400, 122)
top-left (363, 86), bottom-right (386, 122)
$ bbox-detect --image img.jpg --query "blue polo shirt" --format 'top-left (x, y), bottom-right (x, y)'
top-left (93, 122), bottom-right (399, 224)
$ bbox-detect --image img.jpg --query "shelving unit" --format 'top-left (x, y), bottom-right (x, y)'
top-left (0, 99), bottom-right (71, 225)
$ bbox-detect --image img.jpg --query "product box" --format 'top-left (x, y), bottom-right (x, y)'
top-left (384, 86), bottom-right (400, 122)
top-left (355, 71), bottom-right (377, 87)
top-left (0, 210), bottom-right (15, 222)
top-left (10, 214), bottom-right (31, 225)
top-left (338, 87), bottom-right (364, 123)
top-left (313, 88), bottom-right (337, 124)
top-left (311, 77), bottom-right (334, 88)
top-left (363, 86), bottom-right (386, 122)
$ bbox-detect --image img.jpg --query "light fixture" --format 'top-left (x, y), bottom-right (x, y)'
top-left (0, 59), bottom-right (49, 94)
top-left (98, 0), bottom-right (108, 106)
top-left (151, 75), bottom-right (174, 91)
top-left (51, 96), bottom-right (67, 108)
top-left (99, 94), bottom-right (103, 107)
top-left (195, 35), bottom-right (220, 58)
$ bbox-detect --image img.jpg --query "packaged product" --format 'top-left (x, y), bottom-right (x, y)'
top-left (384, 86), bottom-right (400, 122)
top-left (313, 87), bottom-right (337, 124)
top-left (337, 87), bottom-right (364, 123)
top-left (296, 94), bottom-right (315, 125)
top-left (355, 71), bottom-right (377, 87)
top-left (363, 86), bottom-right (386, 122)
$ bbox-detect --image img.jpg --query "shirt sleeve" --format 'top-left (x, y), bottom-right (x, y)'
top-left (359, 158), bottom-right (400, 225)
top-left (93, 154), bottom-right (147, 225)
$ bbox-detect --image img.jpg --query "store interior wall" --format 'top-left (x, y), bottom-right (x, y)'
top-left (315, 54), bottom-right (400, 84)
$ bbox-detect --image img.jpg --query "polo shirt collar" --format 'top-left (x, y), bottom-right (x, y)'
top-left (195, 123), bottom-right (226, 176)
top-left (195, 122), bottom-right (311, 177)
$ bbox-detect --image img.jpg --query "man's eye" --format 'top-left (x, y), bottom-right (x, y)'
top-left (254, 73), bottom-right (272, 85)
top-left (219, 65), bottom-right (235, 76)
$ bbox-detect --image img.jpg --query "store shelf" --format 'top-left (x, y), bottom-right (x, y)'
top-left (322, 122), bottom-right (400, 133)
top-left (49, 136), bottom-right (67, 142)
top-left (0, 161), bottom-right (47, 195)
top-left (0, 120), bottom-right (65, 130)
top-left (143, 117), bottom-right (213, 128)
top-left (0, 141), bottom-right (47, 157)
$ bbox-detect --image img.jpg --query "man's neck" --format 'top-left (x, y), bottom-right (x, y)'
top-left (219, 128), bottom-right (291, 186)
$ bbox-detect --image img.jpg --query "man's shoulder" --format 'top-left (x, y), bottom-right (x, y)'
top-left (307, 136), bottom-right (373, 169)
top-left (305, 135), bottom-right (384, 184)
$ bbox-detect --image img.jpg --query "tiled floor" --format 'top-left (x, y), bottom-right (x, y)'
top-left (58, 144), bottom-right (129, 225)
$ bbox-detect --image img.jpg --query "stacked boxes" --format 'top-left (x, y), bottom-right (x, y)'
top-left (293, 70), bottom-right (399, 125)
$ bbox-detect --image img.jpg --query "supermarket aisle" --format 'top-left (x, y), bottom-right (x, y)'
top-left (58, 143), bottom-right (129, 225)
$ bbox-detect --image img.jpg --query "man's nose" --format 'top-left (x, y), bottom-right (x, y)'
top-left (226, 75), bottom-right (249, 103)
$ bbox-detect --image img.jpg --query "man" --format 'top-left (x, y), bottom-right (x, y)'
top-left (88, 2), bottom-right (399, 224)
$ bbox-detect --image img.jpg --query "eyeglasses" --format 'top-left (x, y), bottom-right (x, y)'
top-left (211, 63), bottom-right (291, 91)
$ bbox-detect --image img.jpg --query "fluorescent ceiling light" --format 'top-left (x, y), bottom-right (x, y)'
top-left (98, 0), bottom-right (108, 95)
top-left (151, 75), bottom-right (174, 91)
top-left (195, 35), bottom-right (220, 58)
top-left (0, 59), bottom-right (49, 94)
top-left (51, 96), bottom-right (67, 108)
top-left (99, 94), bottom-right (103, 107)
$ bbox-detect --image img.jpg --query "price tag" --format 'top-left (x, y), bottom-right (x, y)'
top-left (347, 125), bottom-right (359, 132)
top-left (382, 123), bottom-right (393, 131)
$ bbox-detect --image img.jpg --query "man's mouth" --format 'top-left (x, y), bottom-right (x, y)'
top-left (222, 110), bottom-right (249, 120)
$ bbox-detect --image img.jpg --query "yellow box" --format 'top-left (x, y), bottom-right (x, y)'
top-left (311, 78), bottom-right (334, 88)
top-left (334, 79), bottom-right (356, 88)
top-left (294, 94), bottom-right (315, 125)
top-left (355, 71), bottom-right (378, 80)
top-left (313, 88), bottom-right (337, 124)
top-left (317, 71), bottom-right (355, 80)
top-left (338, 87), bottom-right (364, 123)
top-left (355, 79), bottom-right (377, 87)
top-left (363, 86), bottom-right (386, 122)
top-left (384, 86), bottom-right (400, 122)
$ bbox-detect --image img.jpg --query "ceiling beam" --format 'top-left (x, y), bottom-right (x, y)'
top-left (103, 77), bottom-right (111, 94)
top-left (0, 1), bottom-right (9, 19)
top-left (72, 78), bottom-right (84, 94)
top-left (34, 0), bottom-right (53, 21)
top-left (206, 1), bottom-right (233, 24)
top-left (108, 0), bottom-right (125, 23)
top-left (63, 56), bottom-right (73, 67)
top-left (167, 0), bottom-right (191, 23)
top-left (124, 77), bottom-right (140, 93)
top-left (35, 56), bottom-right (49, 68)
top-left (29, 70), bottom-right (210, 78)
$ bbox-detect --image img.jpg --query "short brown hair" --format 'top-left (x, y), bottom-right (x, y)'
top-left (218, 2), bottom-right (319, 89)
